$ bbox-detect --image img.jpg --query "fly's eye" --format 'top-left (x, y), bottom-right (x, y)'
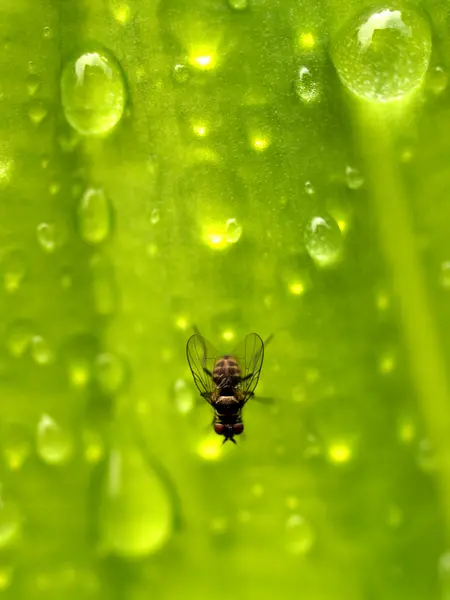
top-left (233, 423), bottom-right (244, 435)
top-left (214, 423), bottom-right (226, 435)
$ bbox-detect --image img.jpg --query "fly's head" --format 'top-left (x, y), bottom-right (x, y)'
top-left (214, 422), bottom-right (244, 444)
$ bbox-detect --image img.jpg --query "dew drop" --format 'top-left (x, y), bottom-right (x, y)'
top-left (36, 222), bottom-right (57, 253)
top-left (225, 218), bottom-right (242, 244)
top-left (172, 63), bottom-right (190, 84)
top-left (83, 429), bottom-right (105, 464)
top-left (304, 215), bottom-right (343, 267)
top-left (78, 188), bottom-right (112, 245)
top-left (228, 0), bottom-right (248, 10)
top-left (6, 320), bottom-right (32, 357)
top-left (285, 514), bottom-right (315, 556)
top-left (100, 438), bottom-right (173, 557)
top-left (426, 65), bottom-right (448, 95)
top-left (332, 7), bottom-right (432, 102)
top-left (345, 165), bottom-right (364, 190)
top-left (150, 207), bottom-right (160, 225)
top-left (304, 181), bottom-right (315, 195)
top-left (173, 379), bottom-right (194, 414)
top-left (295, 66), bottom-right (320, 104)
top-left (26, 73), bottom-right (40, 96)
top-left (28, 100), bottom-right (47, 124)
top-left (416, 438), bottom-right (436, 473)
top-left (30, 335), bottom-right (53, 365)
top-left (61, 50), bottom-right (126, 136)
top-left (36, 414), bottom-right (73, 465)
top-left (2, 250), bottom-right (26, 292)
top-left (95, 352), bottom-right (127, 394)
top-left (0, 501), bottom-right (20, 548)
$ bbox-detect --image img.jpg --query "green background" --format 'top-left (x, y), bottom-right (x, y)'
top-left (1, 0), bottom-right (450, 598)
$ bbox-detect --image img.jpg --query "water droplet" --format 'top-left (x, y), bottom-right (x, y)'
top-left (285, 514), bottom-right (315, 555)
top-left (2, 422), bottom-right (31, 470)
top-left (172, 63), bottom-right (190, 84)
top-left (43, 26), bottom-right (53, 38)
top-left (61, 50), bottom-right (126, 136)
top-left (397, 414), bottom-right (416, 444)
top-left (225, 218), bottom-right (242, 243)
top-left (228, 0), bottom-right (248, 10)
top-left (28, 100), bottom-right (48, 125)
top-left (326, 438), bottom-right (355, 464)
top-left (64, 335), bottom-right (98, 389)
top-left (426, 65), bottom-right (448, 95)
top-left (0, 501), bottom-right (20, 548)
top-left (95, 352), bottom-right (127, 394)
top-left (6, 320), bottom-right (32, 357)
top-left (36, 222), bottom-right (57, 253)
top-left (440, 261), bottom-right (450, 289)
top-left (295, 66), bottom-right (320, 104)
top-left (304, 181), bottom-right (315, 195)
top-left (416, 438), bottom-right (436, 473)
top-left (196, 434), bottom-right (223, 461)
top-left (345, 165), bottom-right (364, 190)
top-left (0, 157), bottom-right (13, 185)
top-left (83, 429), bottom-right (105, 463)
top-left (110, 1), bottom-right (131, 23)
top-left (150, 207), bottom-right (160, 225)
top-left (332, 7), bottom-right (432, 102)
top-left (173, 379), bottom-right (194, 414)
top-left (78, 188), bottom-right (112, 245)
top-left (36, 414), bottom-right (73, 465)
top-left (304, 215), bottom-right (343, 267)
top-left (26, 73), bottom-right (40, 96)
top-left (2, 250), bottom-right (26, 293)
top-left (30, 335), bottom-right (53, 365)
top-left (100, 438), bottom-right (173, 557)
top-left (202, 218), bottom-right (243, 250)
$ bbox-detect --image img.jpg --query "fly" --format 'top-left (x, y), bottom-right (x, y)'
top-left (186, 331), bottom-right (268, 444)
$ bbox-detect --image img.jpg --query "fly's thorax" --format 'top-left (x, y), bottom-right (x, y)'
top-left (214, 395), bottom-right (240, 410)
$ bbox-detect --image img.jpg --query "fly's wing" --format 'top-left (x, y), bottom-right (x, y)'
top-left (232, 333), bottom-right (265, 401)
top-left (186, 334), bottom-right (220, 401)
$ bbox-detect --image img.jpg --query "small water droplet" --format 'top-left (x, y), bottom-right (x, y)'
top-left (304, 215), bottom-right (343, 267)
top-left (426, 65), bottom-right (448, 95)
top-left (172, 63), bottom-right (190, 84)
top-left (36, 414), bottom-right (73, 465)
top-left (83, 429), bottom-right (105, 463)
top-left (228, 0), bottom-right (248, 10)
top-left (100, 437), bottom-right (173, 557)
top-left (43, 26), bottom-right (53, 38)
top-left (36, 222), bottom-right (57, 253)
top-left (2, 250), bottom-right (26, 292)
top-left (150, 208), bottom-right (160, 225)
top-left (6, 320), bottom-right (32, 357)
top-left (30, 335), bottom-right (53, 365)
top-left (285, 514), bottom-right (315, 555)
top-left (61, 50), bottom-right (126, 136)
top-left (225, 218), bottom-right (242, 243)
top-left (26, 73), bottom-right (40, 96)
top-left (95, 352), bottom-right (127, 394)
top-left (28, 100), bottom-right (47, 124)
top-left (2, 422), bottom-right (31, 470)
top-left (345, 165), bottom-right (364, 190)
top-left (173, 379), bottom-right (194, 414)
top-left (0, 501), bottom-right (20, 548)
top-left (332, 7), bottom-right (432, 102)
top-left (78, 188), bottom-right (112, 245)
top-left (304, 181), bottom-right (315, 195)
top-left (295, 66), bottom-right (320, 104)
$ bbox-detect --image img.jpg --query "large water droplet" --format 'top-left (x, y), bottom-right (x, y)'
top-left (100, 437), bottom-right (173, 557)
top-left (332, 7), bottom-right (432, 102)
top-left (61, 50), bottom-right (126, 136)
top-left (285, 514), bottom-right (315, 555)
top-left (304, 215), bottom-right (343, 267)
top-left (36, 414), bottom-right (73, 465)
top-left (295, 66), bottom-right (320, 104)
top-left (78, 188), bottom-right (112, 245)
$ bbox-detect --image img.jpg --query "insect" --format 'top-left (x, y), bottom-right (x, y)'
top-left (186, 331), bottom-right (268, 444)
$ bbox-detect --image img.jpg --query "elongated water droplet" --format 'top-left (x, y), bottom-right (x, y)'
top-left (295, 66), bottom-right (320, 104)
top-left (304, 215), bottom-right (343, 267)
top-left (0, 501), bottom-right (20, 548)
top-left (285, 514), bottom-right (315, 555)
top-left (78, 188), bottom-right (112, 244)
top-left (100, 438), bottom-right (173, 557)
top-left (30, 335), bottom-right (53, 365)
top-left (61, 50), bottom-right (126, 136)
top-left (332, 7), bottom-right (432, 102)
top-left (36, 222), bottom-right (57, 253)
top-left (36, 414), bottom-right (73, 465)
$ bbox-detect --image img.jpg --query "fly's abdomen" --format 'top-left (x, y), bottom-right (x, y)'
top-left (213, 355), bottom-right (241, 387)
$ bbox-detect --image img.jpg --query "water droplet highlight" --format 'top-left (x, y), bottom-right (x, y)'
top-left (28, 100), bottom-right (47, 124)
top-left (345, 165), bottom-right (364, 189)
top-left (332, 7), bottom-right (432, 102)
top-left (100, 439), bottom-right (173, 557)
top-left (36, 222), bottom-right (57, 253)
top-left (36, 414), bottom-right (73, 465)
top-left (173, 379), bottom-right (194, 414)
top-left (304, 215), bottom-right (343, 267)
top-left (295, 66), bottom-right (320, 104)
top-left (30, 335), bottom-right (53, 365)
top-left (61, 50), bottom-right (126, 136)
top-left (228, 0), bottom-right (248, 10)
top-left (78, 188), bottom-right (112, 245)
